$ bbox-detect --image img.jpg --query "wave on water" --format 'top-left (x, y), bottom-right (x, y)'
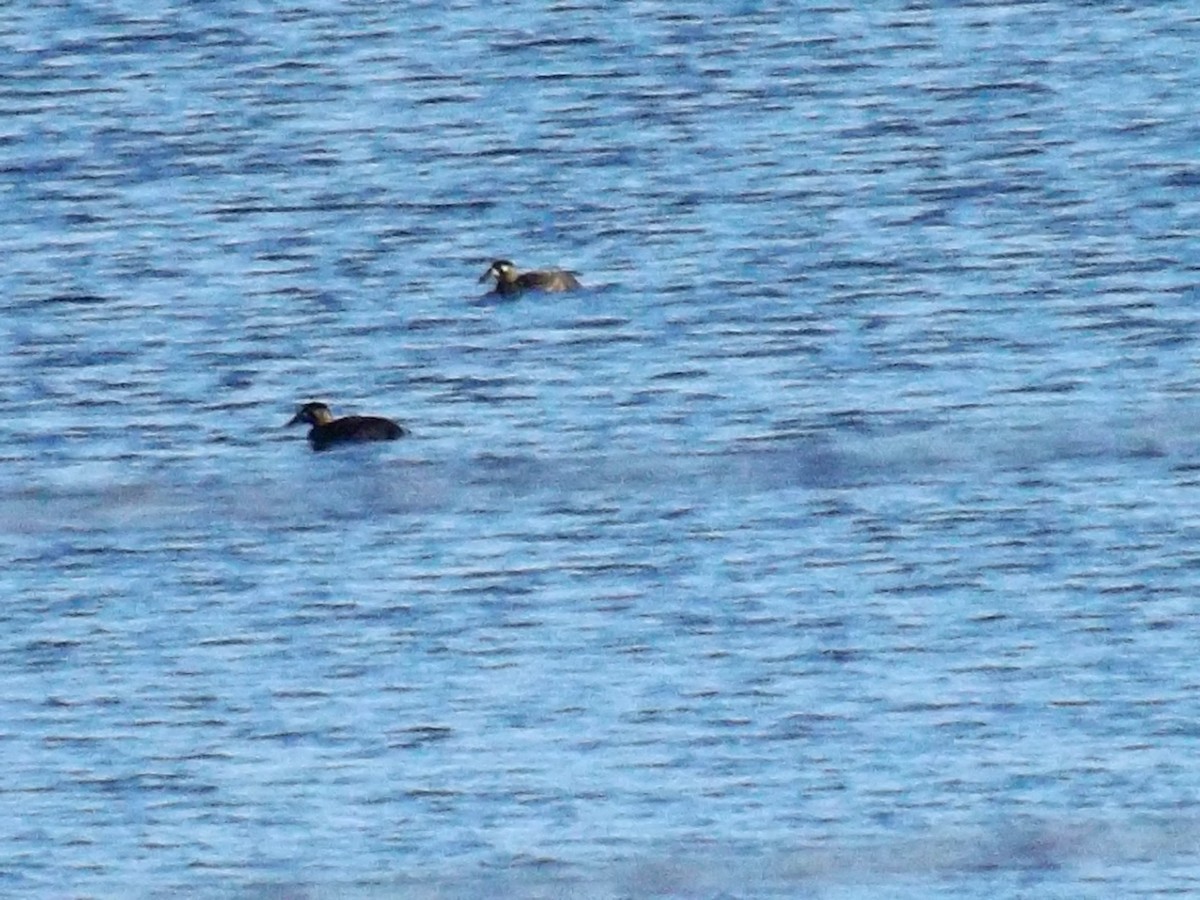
top-left (0, 410), bottom-right (1191, 537)
top-left (233, 815), bottom-right (1200, 899)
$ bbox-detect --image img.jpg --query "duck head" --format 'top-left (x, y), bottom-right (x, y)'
top-left (479, 259), bottom-right (517, 285)
top-left (287, 401), bottom-right (335, 427)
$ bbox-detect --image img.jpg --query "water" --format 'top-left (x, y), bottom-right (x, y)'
top-left (2, 2), bottom-right (1200, 897)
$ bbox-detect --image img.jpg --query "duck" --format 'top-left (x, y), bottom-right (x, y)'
top-left (286, 401), bottom-right (408, 451)
top-left (479, 259), bottom-right (581, 296)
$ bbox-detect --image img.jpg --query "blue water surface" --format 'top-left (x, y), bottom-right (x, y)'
top-left (2, 2), bottom-right (1200, 898)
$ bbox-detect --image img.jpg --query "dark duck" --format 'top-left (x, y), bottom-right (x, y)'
top-left (479, 259), bottom-right (581, 296)
top-left (286, 401), bottom-right (408, 451)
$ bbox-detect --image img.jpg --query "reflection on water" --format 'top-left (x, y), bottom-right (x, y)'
top-left (3, 1), bottom-right (1200, 897)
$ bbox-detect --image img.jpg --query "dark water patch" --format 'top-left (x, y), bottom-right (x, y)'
top-left (387, 725), bottom-right (454, 750)
top-left (1163, 168), bottom-right (1200, 188)
top-left (40, 292), bottom-right (112, 306)
top-left (4, 3), bottom-right (1200, 896)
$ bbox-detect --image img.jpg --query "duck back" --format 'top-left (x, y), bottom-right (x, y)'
top-left (309, 415), bottom-right (407, 451)
top-left (518, 269), bottom-right (581, 292)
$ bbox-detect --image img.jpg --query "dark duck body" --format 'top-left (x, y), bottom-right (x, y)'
top-left (286, 401), bottom-right (407, 451)
top-left (479, 259), bottom-right (581, 296)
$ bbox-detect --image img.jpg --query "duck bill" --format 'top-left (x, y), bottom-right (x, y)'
top-left (479, 267), bottom-right (497, 283)
top-left (286, 412), bottom-right (305, 427)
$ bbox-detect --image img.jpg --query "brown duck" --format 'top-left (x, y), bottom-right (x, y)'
top-left (479, 259), bottom-right (581, 296)
top-left (286, 401), bottom-right (408, 451)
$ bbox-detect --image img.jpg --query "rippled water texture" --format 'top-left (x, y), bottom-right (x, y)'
top-left (3, 3), bottom-right (1200, 898)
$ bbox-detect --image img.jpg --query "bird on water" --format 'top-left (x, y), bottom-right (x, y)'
top-left (286, 401), bottom-right (408, 451)
top-left (479, 259), bottom-right (581, 296)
